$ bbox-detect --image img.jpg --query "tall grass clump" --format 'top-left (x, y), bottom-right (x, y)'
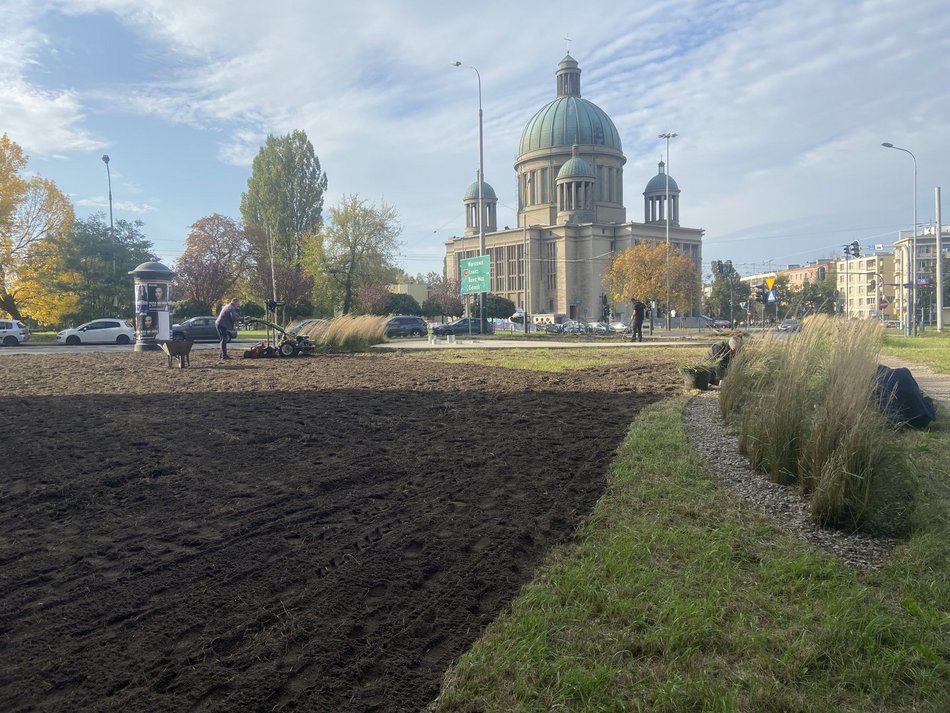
top-left (720, 317), bottom-right (909, 533)
top-left (314, 315), bottom-right (388, 352)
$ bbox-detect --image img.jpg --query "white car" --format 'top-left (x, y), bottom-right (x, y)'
top-left (0, 319), bottom-right (31, 346)
top-left (57, 319), bottom-right (135, 345)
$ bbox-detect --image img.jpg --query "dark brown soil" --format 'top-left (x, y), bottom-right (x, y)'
top-left (0, 349), bottom-right (680, 712)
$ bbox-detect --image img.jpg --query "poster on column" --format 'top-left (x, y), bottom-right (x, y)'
top-left (148, 283), bottom-right (171, 311)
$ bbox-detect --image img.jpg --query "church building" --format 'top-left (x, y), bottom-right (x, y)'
top-left (445, 54), bottom-right (704, 324)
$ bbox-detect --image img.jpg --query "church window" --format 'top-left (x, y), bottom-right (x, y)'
top-left (540, 168), bottom-right (549, 202)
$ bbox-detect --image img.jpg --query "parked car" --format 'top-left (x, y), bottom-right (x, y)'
top-left (778, 319), bottom-right (801, 332)
top-left (885, 320), bottom-right (901, 329)
top-left (171, 316), bottom-right (232, 342)
top-left (0, 319), bottom-right (31, 346)
top-left (385, 315), bottom-right (428, 337)
top-left (286, 318), bottom-right (331, 338)
top-left (560, 320), bottom-right (588, 334)
top-left (608, 321), bottom-right (628, 333)
top-left (586, 321), bottom-right (610, 334)
top-left (544, 322), bottom-right (564, 333)
top-left (57, 319), bottom-right (135, 345)
top-left (432, 318), bottom-right (493, 336)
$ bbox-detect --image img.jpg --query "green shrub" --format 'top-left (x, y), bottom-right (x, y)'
top-left (719, 316), bottom-right (910, 534)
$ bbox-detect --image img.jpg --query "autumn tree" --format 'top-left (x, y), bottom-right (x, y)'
top-left (603, 241), bottom-right (700, 318)
top-left (355, 283), bottom-right (394, 315)
top-left (246, 262), bottom-right (314, 322)
top-left (1, 134), bottom-right (77, 322)
top-left (240, 130), bottom-right (327, 303)
top-left (174, 214), bottom-right (252, 313)
top-left (424, 275), bottom-right (463, 319)
top-left (304, 195), bottom-right (401, 315)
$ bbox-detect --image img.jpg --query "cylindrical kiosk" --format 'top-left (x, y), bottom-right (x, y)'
top-left (129, 261), bottom-right (176, 352)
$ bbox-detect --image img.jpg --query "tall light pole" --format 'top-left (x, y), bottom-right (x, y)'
top-left (659, 132), bottom-right (677, 330)
top-left (102, 154), bottom-right (117, 315)
top-left (454, 61), bottom-right (487, 333)
top-left (881, 142), bottom-right (917, 336)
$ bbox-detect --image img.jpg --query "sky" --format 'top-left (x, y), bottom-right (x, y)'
top-left (3, 0), bottom-right (949, 279)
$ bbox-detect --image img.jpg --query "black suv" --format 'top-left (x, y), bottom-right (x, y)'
top-left (385, 315), bottom-right (428, 337)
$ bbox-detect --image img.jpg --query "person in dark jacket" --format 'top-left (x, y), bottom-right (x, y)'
top-left (632, 301), bottom-right (646, 342)
top-left (707, 335), bottom-right (742, 385)
top-left (215, 298), bottom-right (241, 360)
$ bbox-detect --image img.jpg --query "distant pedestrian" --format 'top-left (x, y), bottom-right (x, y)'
top-left (215, 298), bottom-right (241, 360)
top-left (632, 301), bottom-right (646, 342)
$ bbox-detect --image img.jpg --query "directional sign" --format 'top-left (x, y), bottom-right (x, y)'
top-left (460, 255), bottom-right (490, 295)
top-left (764, 276), bottom-right (776, 291)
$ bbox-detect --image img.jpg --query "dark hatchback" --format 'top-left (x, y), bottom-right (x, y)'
top-left (171, 316), bottom-right (234, 342)
top-left (385, 315), bottom-right (428, 337)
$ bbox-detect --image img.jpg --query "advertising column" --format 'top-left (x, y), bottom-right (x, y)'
top-left (129, 261), bottom-right (176, 352)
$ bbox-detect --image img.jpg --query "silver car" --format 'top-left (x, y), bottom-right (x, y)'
top-left (0, 319), bottom-right (31, 346)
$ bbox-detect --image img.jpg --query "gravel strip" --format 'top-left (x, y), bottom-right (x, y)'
top-left (683, 392), bottom-right (900, 570)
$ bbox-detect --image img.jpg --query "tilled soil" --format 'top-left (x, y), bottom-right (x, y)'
top-left (0, 349), bottom-right (680, 712)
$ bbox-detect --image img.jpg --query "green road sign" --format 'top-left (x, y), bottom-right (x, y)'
top-left (460, 255), bottom-right (490, 295)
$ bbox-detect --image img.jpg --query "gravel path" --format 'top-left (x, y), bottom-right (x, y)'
top-left (684, 392), bottom-right (901, 570)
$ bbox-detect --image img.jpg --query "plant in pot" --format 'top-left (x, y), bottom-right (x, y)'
top-left (678, 361), bottom-right (716, 390)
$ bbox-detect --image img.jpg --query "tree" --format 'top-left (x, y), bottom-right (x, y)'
top-left (472, 293), bottom-right (516, 320)
top-left (790, 270), bottom-right (838, 317)
top-left (305, 194), bottom-right (401, 315)
top-left (240, 130), bottom-right (328, 298)
top-left (174, 214), bottom-right (252, 313)
top-left (355, 283), bottom-right (393, 315)
top-left (246, 262), bottom-right (314, 323)
top-left (425, 275), bottom-right (463, 319)
top-left (62, 214), bottom-right (156, 324)
top-left (386, 293), bottom-right (422, 316)
top-left (603, 241), bottom-right (700, 317)
top-left (1, 135), bottom-right (77, 322)
top-left (705, 259), bottom-right (750, 322)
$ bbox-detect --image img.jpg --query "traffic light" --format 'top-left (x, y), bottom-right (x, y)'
top-left (843, 244), bottom-right (851, 258)
top-left (754, 283), bottom-right (766, 303)
top-left (849, 241), bottom-right (861, 258)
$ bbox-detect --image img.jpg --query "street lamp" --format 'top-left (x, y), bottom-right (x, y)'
top-left (454, 61), bottom-right (487, 333)
top-left (881, 142), bottom-right (917, 336)
top-left (102, 154), bottom-right (117, 316)
top-left (659, 132), bottom-right (677, 330)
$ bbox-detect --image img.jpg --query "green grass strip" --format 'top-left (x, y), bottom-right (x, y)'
top-left (882, 330), bottom-right (950, 374)
top-left (430, 396), bottom-right (948, 713)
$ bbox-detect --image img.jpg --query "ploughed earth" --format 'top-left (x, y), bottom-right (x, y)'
top-left (0, 349), bottom-right (680, 712)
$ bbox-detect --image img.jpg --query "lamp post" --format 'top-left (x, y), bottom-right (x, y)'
top-left (454, 61), bottom-right (487, 334)
top-left (659, 132), bottom-right (677, 330)
top-left (102, 154), bottom-right (117, 315)
top-left (881, 142), bottom-right (917, 336)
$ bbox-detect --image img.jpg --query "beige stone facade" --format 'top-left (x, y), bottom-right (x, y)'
top-left (445, 55), bottom-right (704, 324)
top-left (835, 253), bottom-right (897, 320)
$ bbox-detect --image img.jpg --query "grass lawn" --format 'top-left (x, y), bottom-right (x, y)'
top-left (429, 394), bottom-right (949, 712)
top-left (883, 330), bottom-right (950, 374)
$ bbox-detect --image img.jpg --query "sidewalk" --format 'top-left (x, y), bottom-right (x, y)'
top-left (878, 355), bottom-right (950, 412)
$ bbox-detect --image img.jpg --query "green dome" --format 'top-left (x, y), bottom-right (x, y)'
top-left (557, 156), bottom-right (595, 179)
top-left (520, 96), bottom-right (622, 155)
top-left (644, 172), bottom-right (679, 194)
top-left (464, 180), bottom-right (497, 201)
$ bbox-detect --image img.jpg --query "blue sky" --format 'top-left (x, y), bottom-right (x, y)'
top-left (3, 0), bottom-right (949, 278)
